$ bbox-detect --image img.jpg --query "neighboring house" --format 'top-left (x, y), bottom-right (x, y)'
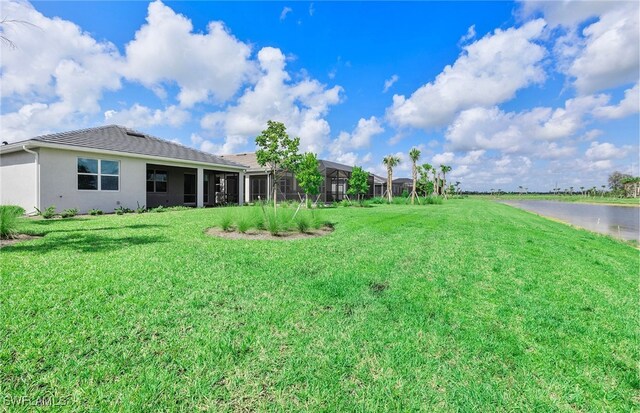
top-left (0, 125), bottom-right (247, 214)
top-left (392, 178), bottom-right (413, 196)
top-left (221, 152), bottom-right (378, 203)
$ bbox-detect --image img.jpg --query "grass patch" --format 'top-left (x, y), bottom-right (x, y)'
top-left (1, 200), bottom-right (637, 411)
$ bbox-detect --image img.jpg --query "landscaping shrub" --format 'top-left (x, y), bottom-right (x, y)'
top-left (60, 208), bottom-right (78, 218)
top-left (135, 202), bottom-right (146, 214)
top-left (36, 205), bottom-right (57, 219)
top-left (310, 210), bottom-right (323, 230)
top-left (294, 212), bottom-right (311, 233)
top-left (263, 209), bottom-right (280, 235)
top-left (114, 206), bottom-right (133, 215)
top-left (149, 206), bottom-right (167, 213)
top-left (236, 214), bottom-right (252, 233)
top-left (220, 212), bottom-right (233, 232)
top-left (88, 209), bottom-right (103, 216)
top-left (424, 196), bottom-right (443, 205)
top-left (370, 197), bottom-right (386, 204)
top-left (0, 205), bottom-right (25, 239)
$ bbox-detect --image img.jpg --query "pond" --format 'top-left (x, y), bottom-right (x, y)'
top-left (502, 200), bottom-right (639, 242)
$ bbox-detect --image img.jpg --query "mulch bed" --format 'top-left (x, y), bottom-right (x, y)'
top-left (0, 234), bottom-right (42, 248)
top-left (206, 226), bottom-right (334, 240)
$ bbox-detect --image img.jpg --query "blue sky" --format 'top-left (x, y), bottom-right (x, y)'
top-left (1, 1), bottom-right (638, 191)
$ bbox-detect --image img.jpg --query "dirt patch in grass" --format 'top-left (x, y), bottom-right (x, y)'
top-left (370, 281), bottom-right (389, 294)
top-left (0, 234), bottom-right (42, 248)
top-left (206, 226), bottom-right (334, 241)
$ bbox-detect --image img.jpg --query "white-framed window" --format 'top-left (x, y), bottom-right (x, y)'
top-left (77, 158), bottom-right (120, 191)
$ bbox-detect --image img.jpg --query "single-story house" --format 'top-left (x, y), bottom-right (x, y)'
top-left (0, 125), bottom-right (247, 214)
top-left (221, 152), bottom-right (377, 203)
top-left (392, 178), bottom-right (413, 196)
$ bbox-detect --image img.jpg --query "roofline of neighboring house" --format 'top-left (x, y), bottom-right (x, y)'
top-left (0, 140), bottom-right (248, 172)
top-left (222, 152), bottom-right (380, 176)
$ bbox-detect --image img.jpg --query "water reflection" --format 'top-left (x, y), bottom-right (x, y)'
top-left (502, 200), bottom-right (639, 241)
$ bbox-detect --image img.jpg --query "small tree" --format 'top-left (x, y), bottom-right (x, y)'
top-left (440, 164), bottom-right (452, 198)
top-left (255, 120), bottom-right (302, 212)
top-left (409, 147), bottom-right (421, 205)
top-left (417, 163), bottom-right (432, 196)
top-left (296, 152), bottom-right (323, 206)
top-left (347, 166), bottom-right (370, 204)
top-left (383, 155), bottom-right (401, 202)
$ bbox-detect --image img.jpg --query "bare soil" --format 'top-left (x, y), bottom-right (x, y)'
top-left (206, 226), bottom-right (334, 240)
top-left (0, 234), bottom-right (42, 248)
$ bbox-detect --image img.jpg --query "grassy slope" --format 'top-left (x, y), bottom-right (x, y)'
top-left (471, 194), bottom-right (640, 206)
top-left (1, 200), bottom-right (638, 411)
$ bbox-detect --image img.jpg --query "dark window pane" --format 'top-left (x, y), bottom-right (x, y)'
top-left (101, 176), bottom-right (119, 191)
top-left (101, 160), bottom-right (119, 175)
top-left (155, 181), bottom-right (167, 192)
top-left (78, 174), bottom-right (98, 190)
top-left (156, 171), bottom-right (167, 182)
top-left (184, 195), bottom-right (196, 203)
top-left (147, 170), bottom-right (154, 181)
top-left (78, 158), bottom-right (98, 174)
top-left (147, 180), bottom-right (155, 192)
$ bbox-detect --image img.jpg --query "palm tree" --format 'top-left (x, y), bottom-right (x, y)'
top-left (455, 181), bottom-right (461, 195)
top-left (440, 165), bottom-right (452, 198)
top-left (409, 148), bottom-right (421, 204)
top-left (518, 185), bottom-right (523, 195)
top-left (432, 168), bottom-right (439, 196)
top-left (421, 163), bottom-right (433, 196)
top-left (601, 185), bottom-right (606, 197)
top-left (580, 186), bottom-right (585, 196)
top-left (383, 155), bottom-right (401, 202)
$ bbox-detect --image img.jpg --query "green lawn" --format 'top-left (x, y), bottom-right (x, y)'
top-left (2, 200), bottom-right (638, 411)
top-left (471, 194), bottom-right (640, 205)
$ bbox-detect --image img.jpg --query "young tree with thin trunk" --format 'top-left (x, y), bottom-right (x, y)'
top-left (432, 168), bottom-right (439, 196)
top-left (347, 166), bottom-right (369, 204)
top-left (383, 155), bottom-right (400, 203)
top-left (296, 152), bottom-right (323, 207)
top-left (408, 147), bottom-right (421, 204)
top-left (255, 120), bottom-right (302, 213)
top-left (417, 163), bottom-right (432, 196)
top-left (440, 164), bottom-right (452, 198)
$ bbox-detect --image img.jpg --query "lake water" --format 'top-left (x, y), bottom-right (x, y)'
top-left (502, 200), bottom-right (640, 241)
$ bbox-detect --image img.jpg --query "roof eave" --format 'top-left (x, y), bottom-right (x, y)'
top-left (3, 141), bottom-right (246, 171)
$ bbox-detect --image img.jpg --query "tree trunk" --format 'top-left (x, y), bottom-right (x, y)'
top-left (272, 170), bottom-right (277, 214)
top-left (443, 173), bottom-right (447, 199)
top-left (387, 167), bottom-right (393, 203)
top-left (411, 164), bottom-right (417, 205)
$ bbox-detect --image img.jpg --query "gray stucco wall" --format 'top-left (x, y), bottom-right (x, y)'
top-left (39, 147), bottom-right (147, 214)
top-left (0, 150), bottom-right (38, 213)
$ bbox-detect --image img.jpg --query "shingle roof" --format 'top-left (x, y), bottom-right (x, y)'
top-left (222, 152), bottom-right (370, 175)
top-left (221, 153), bottom-right (264, 171)
top-left (14, 125), bottom-right (246, 169)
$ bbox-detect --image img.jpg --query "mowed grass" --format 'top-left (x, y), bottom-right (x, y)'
top-left (1, 200), bottom-right (638, 411)
top-left (472, 194), bottom-right (640, 205)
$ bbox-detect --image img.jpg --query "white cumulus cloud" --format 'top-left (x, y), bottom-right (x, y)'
top-left (386, 19), bottom-right (547, 129)
top-left (123, 0), bottom-right (254, 107)
top-left (199, 47), bottom-right (343, 154)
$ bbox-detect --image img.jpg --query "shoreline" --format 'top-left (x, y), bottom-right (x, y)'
top-left (499, 201), bottom-right (639, 245)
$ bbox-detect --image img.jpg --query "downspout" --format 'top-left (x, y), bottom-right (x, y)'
top-left (22, 145), bottom-right (40, 214)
